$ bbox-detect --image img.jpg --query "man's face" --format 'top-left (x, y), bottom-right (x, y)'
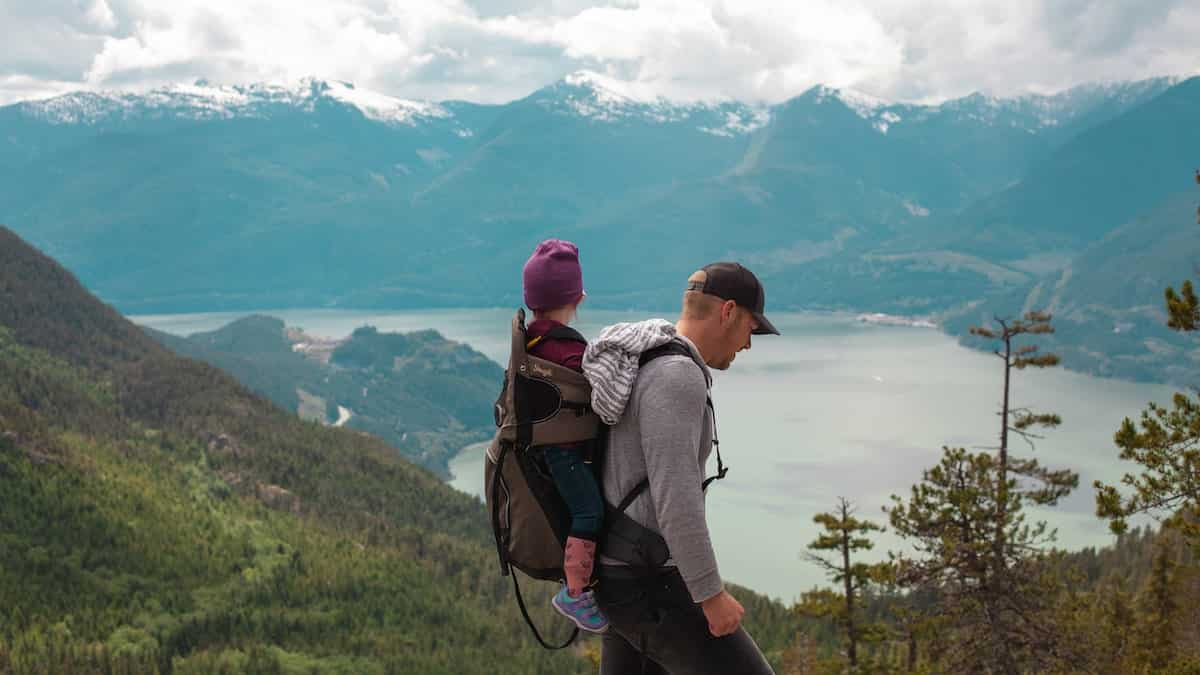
top-left (708, 301), bottom-right (758, 371)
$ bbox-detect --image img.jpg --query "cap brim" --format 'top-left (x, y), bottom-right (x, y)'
top-left (751, 311), bottom-right (780, 336)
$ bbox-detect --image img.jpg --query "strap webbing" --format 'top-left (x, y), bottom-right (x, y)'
top-left (637, 342), bottom-right (729, 491)
top-left (701, 397), bottom-right (727, 490)
top-left (637, 341), bottom-right (692, 366)
top-left (510, 568), bottom-right (578, 650)
top-left (617, 479), bottom-right (649, 513)
top-left (541, 324), bottom-right (588, 344)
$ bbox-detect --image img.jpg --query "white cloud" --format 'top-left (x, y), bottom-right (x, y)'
top-left (0, 0), bottom-right (1197, 107)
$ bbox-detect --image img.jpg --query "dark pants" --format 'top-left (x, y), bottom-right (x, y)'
top-left (595, 568), bottom-right (775, 675)
top-left (543, 445), bottom-right (604, 539)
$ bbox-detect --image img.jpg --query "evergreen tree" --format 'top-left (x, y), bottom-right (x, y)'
top-left (780, 632), bottom-right (821, 675)
top-left (1135, 539), bottom-right (1180, 670)
top-left (1054, 572), bottom-right (1137, 674)
top-left (1096, 171), bottom-right (1200, 549)
top-left (887, 312), bottom-right (1079, 674)
top-left (797, 498), bottom-right (886, 670)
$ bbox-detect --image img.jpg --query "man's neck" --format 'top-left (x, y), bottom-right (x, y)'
top-left (675, 319), bottom-right (714, 365)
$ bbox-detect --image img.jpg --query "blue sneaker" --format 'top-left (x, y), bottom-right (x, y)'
top-left (551, 585), bottom-right (609, 633)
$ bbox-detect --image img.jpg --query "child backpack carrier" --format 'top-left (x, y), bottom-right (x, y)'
top-left (485, 309), bottom-right (728, 649)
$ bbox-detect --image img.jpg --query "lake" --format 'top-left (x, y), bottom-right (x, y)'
top-left (133, 307), bottom-right (1175, 603)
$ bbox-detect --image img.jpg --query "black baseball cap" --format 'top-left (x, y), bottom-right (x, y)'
top-left (687, 262), bottom-right (780, 336)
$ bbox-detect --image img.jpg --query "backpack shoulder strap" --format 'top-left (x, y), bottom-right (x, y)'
top-left (637, 338), bottom-right (729, 488)
top-left (542, 324), bottom-right (587, 344)
top-left (637, 340), bottom-right (693, 366)
top-left (526, 324), bottom-right (587, 351)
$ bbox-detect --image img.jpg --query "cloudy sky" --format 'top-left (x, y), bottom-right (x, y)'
top-left (1, 0), bottom-right (1198, 106)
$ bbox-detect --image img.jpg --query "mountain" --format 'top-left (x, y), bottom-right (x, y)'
top-left (0, 73), bottom-right (1178, 313)
top-left (1, 73), bottom-right (1195, 385)
top-left (940, 76), bottom-right (1200, 259)
top-left (925, 77), bottom-right (1200, 384)
top-left (148, 315), bottom-right (501, 477)
top-left (945, 189), bottom-right (1200, 385)
top-left (0, 78), bottom-right (509, 311)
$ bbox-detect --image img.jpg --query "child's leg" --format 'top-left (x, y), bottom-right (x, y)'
top-left (543, 445), bottom-right (605, 596)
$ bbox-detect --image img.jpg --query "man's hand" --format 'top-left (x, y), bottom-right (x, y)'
top-left (700, 589), bottom-right (744, 637)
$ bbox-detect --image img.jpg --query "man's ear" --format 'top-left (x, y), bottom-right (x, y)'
top-left (722, 299), bottom-right (737, 323)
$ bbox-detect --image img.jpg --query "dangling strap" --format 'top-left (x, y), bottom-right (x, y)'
top-left (510, 568), bottom-right (579, 650)
top-left (701, 396), bottom-right (727, 490)
top-left (492, 440), bottom-right (579, 650)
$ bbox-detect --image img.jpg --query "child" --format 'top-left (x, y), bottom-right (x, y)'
top-left (522, 238), bottom-right (609, 633)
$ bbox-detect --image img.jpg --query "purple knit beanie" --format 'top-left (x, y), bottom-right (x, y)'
top-left (523, 238), bottom-right (584, 311)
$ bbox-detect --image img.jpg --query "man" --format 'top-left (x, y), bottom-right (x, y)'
top-left (582, 262), bottom-right (780, 674)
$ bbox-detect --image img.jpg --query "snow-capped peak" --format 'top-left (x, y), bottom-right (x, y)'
top-left (834, 87), bottom-right (889, 117)
top-left (19, 78), bottom-right (451, 127)
top-left (800, 84), bottom-right (901, 133)
top-left (806, 84), bottom-right (891, 117)
top-left (561, 70), bottom-right (649, 105)
top-left (322, 80), bottom-right (449, 124)
top-left (542, 70), bottom-right (770, 136)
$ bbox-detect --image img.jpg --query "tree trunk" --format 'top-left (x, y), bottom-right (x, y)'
top-left (907, 628), bottom-right (917, 672)
top-left (842, 503), bottom-right (857, 668)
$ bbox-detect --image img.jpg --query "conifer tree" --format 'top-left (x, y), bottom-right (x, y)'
top-left (797, 498), bottom-right (885, 670)
top-left (887, 311), bottom-right (1079, 674)
top-left (1096, 171), bottom-right (1200, 548)
top-left (780, 633), bottom-right (820, 675)
top-left (1100, 577), bottom-right (1136, 670)
top-left (1136, 539), bottom-right (1180, 670)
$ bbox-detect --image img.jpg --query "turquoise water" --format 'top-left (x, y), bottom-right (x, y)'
top-left (134, 308), bottom-right (1175, 603)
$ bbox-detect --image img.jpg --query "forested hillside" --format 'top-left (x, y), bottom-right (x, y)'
top-left (147, 316), bottom-right (498, 476)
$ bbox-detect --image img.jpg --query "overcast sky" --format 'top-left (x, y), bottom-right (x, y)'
top-left (1, 0), bottom-right (1198, 107)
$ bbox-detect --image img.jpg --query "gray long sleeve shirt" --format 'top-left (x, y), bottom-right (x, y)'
top-left (597, 335), bottom-right (721, 602)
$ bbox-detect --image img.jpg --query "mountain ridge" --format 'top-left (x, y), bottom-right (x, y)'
top-left (2, 75), bottom-right (1196, 384)
top-left (9, 72), bottom-right (1181, 137)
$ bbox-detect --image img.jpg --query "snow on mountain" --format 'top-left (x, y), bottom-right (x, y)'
top-left (928, 77), bottom-right (1180, 131)
top-left (538, 70), bottom-right (770, 136)
top-left (809, 84), bottom-right (889, 118)
top-left (11, 72), bottom-right (1178, 143)
top-left (795, 77), bottom-right (1178, 136)
top-left (18, 78), bottom-right (454, 128)
top-left (798, 83), bottom-right (907, 134)
top-left (321, 80), bottom-right (451, 125)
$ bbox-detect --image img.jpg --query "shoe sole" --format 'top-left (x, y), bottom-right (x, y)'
top-left (552, 596), bottom-right (610, 634)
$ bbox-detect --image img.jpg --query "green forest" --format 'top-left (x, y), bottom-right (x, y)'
top-left (147, 316), bottom-right (499, 478)
top-left (2, 205), bottom-right (1199, 674)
